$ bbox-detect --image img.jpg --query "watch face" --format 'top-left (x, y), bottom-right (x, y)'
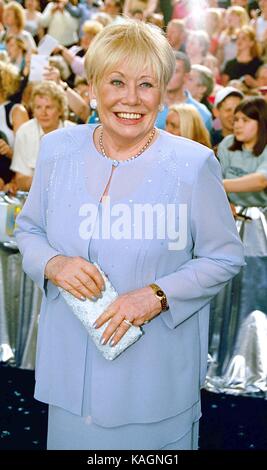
top-left (157, 290), bottom-right (164, 297)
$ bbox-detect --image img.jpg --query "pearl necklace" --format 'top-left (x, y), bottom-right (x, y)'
top-left (98, 127), bottom-right (156, 167)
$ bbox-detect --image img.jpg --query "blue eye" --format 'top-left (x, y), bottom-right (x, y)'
top-left (140, 82), bottom-right (153, 88)
top-left (111, 80), bottom-right (123, 87)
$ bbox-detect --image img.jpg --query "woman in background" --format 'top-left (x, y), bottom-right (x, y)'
top-left (6, 36), bottom-right (27, 75)
top-left (222, 26), bottom-right (263, 86)
top-left (166, 103), bottom-right (212, 148)
top-left (0, 60), bottom-right (29, 183)
top-left (1, 1), bottom-right (36, 51)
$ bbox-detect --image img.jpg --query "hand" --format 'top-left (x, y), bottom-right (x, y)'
top-left (44, 255), bottom-right (105, 300)
top-left (52, 0), bottom-right (66, 12)
top-left (94, 286), bottom-right (162, 346)
top-left (0, 139), bottom-right (12, 158)
top-left (52, 45), bottom-right (64, 55)
top-left (243, 74), bottom-right (257, 88)
top-left (229, 202), bottom-right (237, 218)
top-left (43, 65), bottom-right (60, 83)
top-left (4, 181), bottom-right (18, 194)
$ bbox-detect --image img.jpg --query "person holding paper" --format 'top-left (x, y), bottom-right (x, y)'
top-left (15, 20), bottom-right (244, 450)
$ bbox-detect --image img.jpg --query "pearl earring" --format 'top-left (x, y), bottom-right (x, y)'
top-left (90, 98), bottom-right (97, 110)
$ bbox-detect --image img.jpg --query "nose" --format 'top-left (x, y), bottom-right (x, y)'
top-left (121, 83), bottom-right (141, 106)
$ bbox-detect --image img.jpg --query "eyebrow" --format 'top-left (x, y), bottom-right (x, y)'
top-left (109, 71), bottom-right (155, 80)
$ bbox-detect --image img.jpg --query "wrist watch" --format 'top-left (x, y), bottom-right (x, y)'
top-left (149, 283), bottom-right (169, 311)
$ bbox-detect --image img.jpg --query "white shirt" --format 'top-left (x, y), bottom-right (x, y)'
top-left (41, 3), bottom-right (79, 46)
top-left (11, 118), bottom-right (75, 176)
top-left (255, 16), bottom-right (267, 42)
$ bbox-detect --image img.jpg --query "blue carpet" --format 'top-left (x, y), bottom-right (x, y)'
top-left (0, 364), bottom-right (266, 450)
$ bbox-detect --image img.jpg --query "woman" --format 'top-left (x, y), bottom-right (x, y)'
top-left (0, 130), bottom-right (14, 185)
top-left (222, 26), bottom-right (263, 86)
top-left (24, 0), bottom-right (44, 44)
top-left (0, 60), bottom-right (28, 183)
top-left (1, 1), bottom-right (36, 51)
top-left (213, 97), bottom-right (267, 392)
top-left (15, 20), bottom-right (244, 450)
top-left (217, 5), bottom-right (249, 70)
top-left (6, 35), bottom-right (28, 75)
top-left (165, 103), bottom-right (212, 148)
top-left (10, 81), bottom-right (74, 192)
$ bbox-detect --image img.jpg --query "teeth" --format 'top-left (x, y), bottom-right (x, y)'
top-left (117, 113), bottom-right (142, 119)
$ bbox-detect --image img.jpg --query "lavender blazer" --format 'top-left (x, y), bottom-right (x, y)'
top-left (15, 125), bottom-right (244, 427)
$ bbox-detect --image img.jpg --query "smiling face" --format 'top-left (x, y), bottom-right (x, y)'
top-left (233, 111), bottom-right (258, 149)
top-left (94, 62), bottom-right (161, 147)
top-left (236, 31), bottom-right (254, 54)
top-left (217, 95), bottom-right (242, 134)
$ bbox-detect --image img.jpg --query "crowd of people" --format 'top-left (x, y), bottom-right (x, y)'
top-left (0, 0), bottom-right (266, 451)
top-left (1, 0), bottom-right (267, 192)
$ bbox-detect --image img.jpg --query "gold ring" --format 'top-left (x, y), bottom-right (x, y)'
top-left (123, 319), bottom-right (133, 327)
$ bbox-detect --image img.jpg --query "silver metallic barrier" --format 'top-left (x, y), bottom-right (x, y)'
top-left (0, 192), bottom-right (42, 369)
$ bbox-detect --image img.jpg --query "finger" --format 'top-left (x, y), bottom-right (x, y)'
top-left (64, 280), bottom-right (97, 301)
top-left (75, 273), bottom-right (102, 298)
top-left (100, 313), bottom-right (125, 345)
top-left (63, 284), bottom-right (88, 301)
top-left (94, 301), bottom-right (120, 328)
top-left (81, 262), bottom-right (105, 292)
top-left (109, 321), bottom-right (131, 347)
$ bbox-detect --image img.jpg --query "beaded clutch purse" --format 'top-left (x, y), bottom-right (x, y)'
top-left (59, 263), bottom-right (143, 360)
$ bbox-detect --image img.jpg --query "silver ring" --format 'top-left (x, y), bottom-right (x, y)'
top-left (123, 319), bottom-right (133, 327)
top-left (143, 320), bottom-right (149, 325)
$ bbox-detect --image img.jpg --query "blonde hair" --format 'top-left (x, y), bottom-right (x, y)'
top-left (237, 25), bottom-right (261, 59)
top-left (92, 12), bottom-right (113, 27)
top-left (4, 1), bottom-right (25, 30)
top-left (226, 5), bottom-right (249, 30)
top-left (168, 104), bottom-right (212, 148)
top-left (31, 81), bottom-right (69, 120)
top-left (82, 19), bottom-right (104, 36)
top-left (84, 19), bottom-right (175, 97)
top-left (6, 35), bottom-right (28, 53)
top-left (205, 8), bottom-right (223, 36)
top-left (0, 60), bottom-right (20, 100)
